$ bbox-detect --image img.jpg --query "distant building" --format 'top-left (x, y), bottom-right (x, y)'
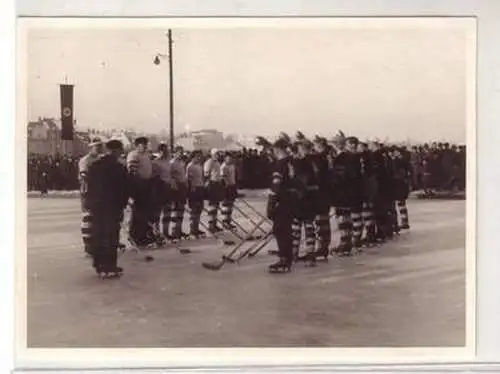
top-left (175, 129), bottom-right (243, 151)
top-left (27, 117), bottom-right (88, 156)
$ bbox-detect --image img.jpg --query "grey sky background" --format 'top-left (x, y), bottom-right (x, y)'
top-left (27, 24), bottom-right (469, 142)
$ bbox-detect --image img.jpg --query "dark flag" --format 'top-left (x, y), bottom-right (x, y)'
top-left (60, 84), bottom-right (74, 140)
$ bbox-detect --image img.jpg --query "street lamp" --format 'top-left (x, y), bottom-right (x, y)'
top-left (153, 29), bottom-right (175, 153)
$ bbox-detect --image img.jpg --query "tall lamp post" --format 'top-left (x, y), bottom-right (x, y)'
top-left (154, 29), bottom-right (175, 153)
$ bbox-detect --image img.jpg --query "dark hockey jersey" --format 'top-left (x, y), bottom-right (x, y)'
top-left (292, 155), bottom-right (319, 191)
top-left (87, 154), bottom-right (130, 215)
top-left (310, 152), bottom-right (330, 192)
top-left (267, 156), bottom-right (297, 220)
top-left (330, 151), bottom-right (363, 206)
top-left (332, 151), bottom-right (362, 187)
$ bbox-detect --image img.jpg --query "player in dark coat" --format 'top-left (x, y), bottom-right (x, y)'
top-left (359, 142), bottom-right (378, 246)
top-left (86, 140), bottom-right (130, 278)
top-left (386, 146), bottom-right (401, 235)
top-left (312, 136), bottom-right (333, 260)
top-left (371, 143), bottom-right (393, 242)
top-left (344, 137), bottom-right (364, 250)
top-left (392, 147), bottom-right (411, 230)
top-left (330, 136), bottom-right (363, 255)
top-left (292, 137), bottom-right (320, 266)
top-left (267, 136), bottom-right (298, 273)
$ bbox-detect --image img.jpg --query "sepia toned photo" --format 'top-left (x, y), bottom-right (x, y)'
top-left (17, 17), bottom-right (476, 360)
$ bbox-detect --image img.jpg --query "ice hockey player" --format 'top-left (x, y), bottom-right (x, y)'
top-left (311, 135), bottom-right (333, 260)
top-left (126, 136), bottom-right (155, 247)
top-left (391, 146), bottom-right (411, 230)
top-left (267, 136), bottom-right (298, 273)
top-left (86, 139), bottom-right (129, 279)
top-left (170, 146), bottom-right (189, 240)
top-left (151, 142), bottom-right (173, 240)
top-left (330, 136), bottom-right (363, 256)
top-left (359, 141), bottom-right (378, 247)
top-left (78, 137), bottom-right (103, 256)
top-left (345, 137), bottom-right (364, 251)
top-left (291, 133), bottom-right (320, 266)
top-left (371, 142), bottom-right (394, 242)
top-left (385, 146), bottom-right (400, 237)
top-left (220, 152), bottom-right (238, 230)
top-left (186, 150), bottom-right (206, 238)
top-left (204, 148), bottom-right (224, 233)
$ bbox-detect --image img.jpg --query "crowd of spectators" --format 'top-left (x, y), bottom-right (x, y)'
top-left (410, 143), bottom-right (466, 193)
top-left (27, 141), bottom-right (466, 194)
top-left (27, 148), bottom-right (272, 192)
top-left (28, 153), bottom-right (80, 192)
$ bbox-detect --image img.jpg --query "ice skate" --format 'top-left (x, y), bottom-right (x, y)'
top-left (329, 245), bottom-right (341, 255)
top-left (400, 223), bottom-right (410, 230)
top-left (190, 230), bottom-right (206, 239)
top-left (96, 266), bottom-right (123, 279)
top-left (362, 233), bottom-right (377, 248)
top-left (208, 226), bottom-right (219, 235)
top-left (295, 251), bottom-right (317, 266)
top-left (154, 235), bottom-right (166, 247)
top-left (304, 252), bottom-right (317, 267)
top-left (336, 244), bottom-right (353, 257)
top-left (164, 234), bottom-right (174, 242)
top-left (268, 258), bottom-right (292, 273)
top-left (223, 222), bottom-right (237, 231)
top-left (314, 248), bottom-right (329, 261)
top-left (171, 232), bottom-right (189, 242)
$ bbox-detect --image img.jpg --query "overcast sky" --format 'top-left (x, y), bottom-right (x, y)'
top-left (26, 22), bottom-right (472, 142)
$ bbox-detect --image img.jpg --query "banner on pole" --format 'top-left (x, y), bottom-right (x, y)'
top-left (60, 84), bottom-right (74, 140)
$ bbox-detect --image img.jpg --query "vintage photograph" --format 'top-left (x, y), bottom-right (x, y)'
top-left (20, 18), bottom-right (475, 351)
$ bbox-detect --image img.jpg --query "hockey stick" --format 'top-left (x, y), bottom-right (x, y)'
top-left (227, 230), bottom-right (274, 264)
top-left (246, 230), bottom-right (274, 258)
top-left (201, 216), bottom-right (268, 271)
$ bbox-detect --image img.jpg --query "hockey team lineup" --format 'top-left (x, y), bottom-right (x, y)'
top-left (77, 131), bottom-right (418, 279)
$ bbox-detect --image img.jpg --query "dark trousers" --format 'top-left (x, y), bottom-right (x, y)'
top-left (129, 179), bottom-right (154, 245)
top-left (373, 197), bottom-right (393, 239)
top-left (273, 215), bottom-right (294, 261)
top-left (171, 186), bottom-right (187, 237)
top-left (188, 187), bottom-right (204, 234)
top-left (91, 211), bottom-right (122, 271)
top-left (206, 181), bottom-right (223, 230)
top-left (221, 185), bottom-right (237, 226)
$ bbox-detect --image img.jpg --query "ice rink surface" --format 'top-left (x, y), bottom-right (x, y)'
top-left (26, 196), bottom-right (466, 348)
